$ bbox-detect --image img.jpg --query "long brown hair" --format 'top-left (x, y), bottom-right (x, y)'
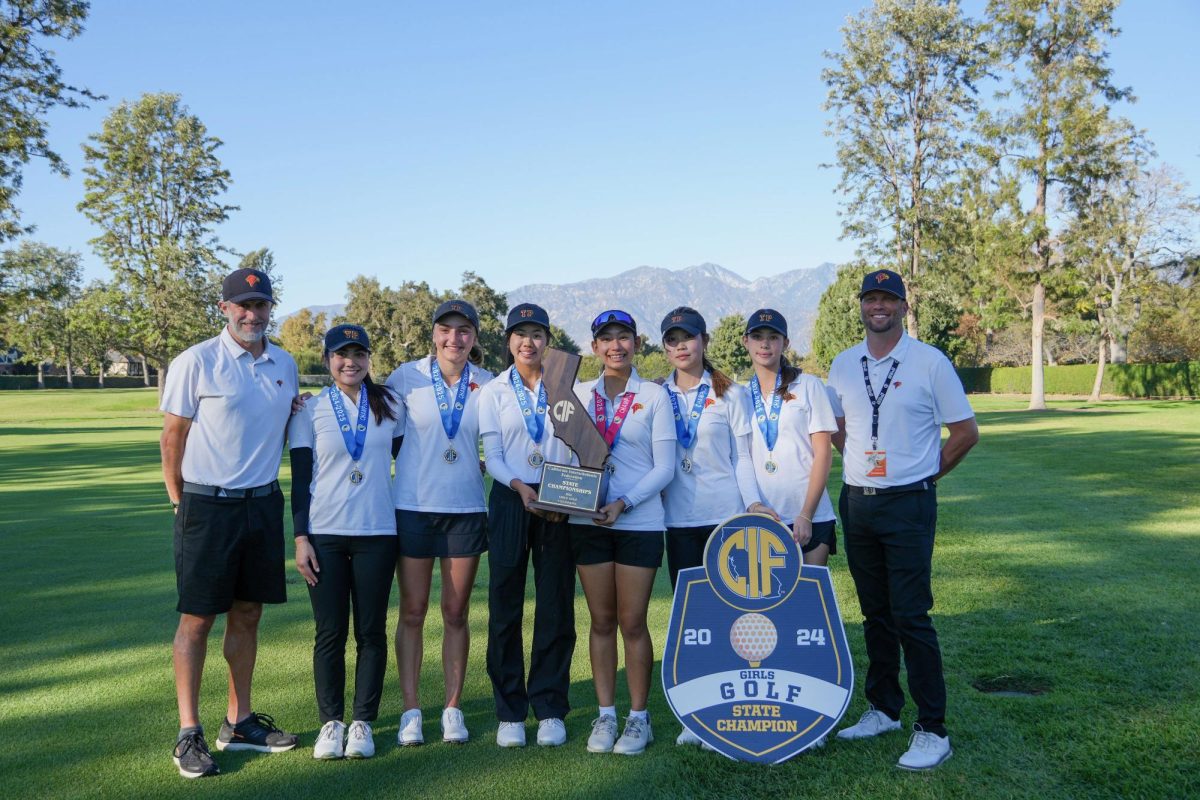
top-left (700, 349), bottom-right (734, 399)
top-left (777, 355), bottom-right (801, 401)
top-left (325, 350), bottom-right (397, 425)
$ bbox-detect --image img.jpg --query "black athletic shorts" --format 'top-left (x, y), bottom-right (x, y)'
top-left (805, 519), bottom-right (838, 555)
top-left (396, 510), bottom-right (488, 559)
top-left (174, 490), bottom-right (287, 615)
top-left (570, 524), bottom-right (664, 569)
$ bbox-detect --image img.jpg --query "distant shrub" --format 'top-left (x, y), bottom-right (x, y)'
top-left (955, 362), bottom-right (1199, 398)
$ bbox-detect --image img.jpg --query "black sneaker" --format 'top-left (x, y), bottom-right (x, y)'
top-left (173, 731), bottom-right (220, 778)
top-left (216, 712), bottom-right (299, 753)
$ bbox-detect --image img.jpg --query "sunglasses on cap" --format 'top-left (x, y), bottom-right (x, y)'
top-left (591, 309), bottom-right (636, 331)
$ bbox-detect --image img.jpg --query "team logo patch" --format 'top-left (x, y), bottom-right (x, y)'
top-left (245, 274), bottom-right (261, 287)
top-left (343, 327), bottom-right (359, 339)
top-left (662, 514), bottom-right (853, 763)
top-left (875, 272), bottom-right (889, 283)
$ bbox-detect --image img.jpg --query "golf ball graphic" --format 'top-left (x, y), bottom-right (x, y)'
top-left (729, 613), bottom-right (777, 667)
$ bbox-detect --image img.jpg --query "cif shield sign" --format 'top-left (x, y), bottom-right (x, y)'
top-left (662, 514), bottom-right (853, 763)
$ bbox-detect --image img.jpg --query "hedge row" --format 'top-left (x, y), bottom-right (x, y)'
top-left (0, 375), bottom-right (152, 390)
top-left (957, 362), bottom-right (1200, 398)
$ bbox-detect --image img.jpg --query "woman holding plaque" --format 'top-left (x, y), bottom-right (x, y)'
top-left (741, 308), bottom-right (838, 566)
top-left (478, 303), bottom-right (577, 748)
top-left (289, 325), bottom-right (403, 760)
top-left (571, 309), bottom-right (675, 756)
top-left (385, 299), bottom-right (494, 746)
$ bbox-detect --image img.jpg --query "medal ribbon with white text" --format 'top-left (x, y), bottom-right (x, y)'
top-left (668, 382), bottom-right (710, 450)
top-left (430, 357), bottom-right (471, 444)
top-left (509, 368), bottom-right (548, 445)
top-left (593, 390), bottom-right (636, 448)
top-left (327, 383), bottom-right (370, 462)
top-left (749, 371), bottom-right (784, 452)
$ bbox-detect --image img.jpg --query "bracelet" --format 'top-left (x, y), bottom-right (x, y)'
top-left (797, 513), bottom-right (812, 523)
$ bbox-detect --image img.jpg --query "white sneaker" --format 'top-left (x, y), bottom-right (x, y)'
top-left (836, 706), bottom-right (902, 740)
top-left (441, 707), bottom-right (469, 743)
top-left (612, 713), bottom-right (653, 755)
top-left (496, 721), bottom-right (526, 748)
top-left (812, 733), bottom-right (828, 749)
top-left (313, 720), bottom-right (345, 759)
top-left (344, 720), bottom-right (374, 758)
top-left (536, 718), bottom-right (567, 746)
top-left (897, 726), bottom-right (952, 770)
top-left (676, 727), bottom-right (702, 746)
top-left (397, 709), bottom-right (424, 746)
top-left (586, 715), bottom-right (618, 753)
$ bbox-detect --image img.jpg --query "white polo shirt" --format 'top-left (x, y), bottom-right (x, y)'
top-left (161, 328), bottom-right (298, 489)
top-left (288, 386), bottom-right (403, 535)
top-left (386, 356), bottom-right (493, 514)
top-left (746, 372), bottom-right (838, 526)
top-left (570, 368), bottom-right (676, 532)
top-left (478, 365), bottom-right (576, 488)
top-left (826, 333), bottom-right (974, 487)
top-left (661, 373), bottom-right (760, 528)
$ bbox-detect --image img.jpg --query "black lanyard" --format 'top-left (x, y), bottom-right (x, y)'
top-left (860, 356), bottom-right (900, 450)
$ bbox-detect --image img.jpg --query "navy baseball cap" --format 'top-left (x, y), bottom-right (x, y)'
top-left (591, 309), bottom-right (637, 337)
top-left (505, 302), bottom-right (551, 334)
top-left (222, 268), bottom-right (275, 304)
top-left (324, 324), bottom-right (371, 353)
top-left (859, 269), bottom-right (906, 300)
top-left (745, 308), bottom-right (788, 337)
top-left (660, 307), bottom-right (706, 338)
top-left (432, 299), bottom-right (480, 330)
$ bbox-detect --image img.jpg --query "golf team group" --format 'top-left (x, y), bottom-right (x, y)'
top-left (161, 266), bottom-right (979, 778)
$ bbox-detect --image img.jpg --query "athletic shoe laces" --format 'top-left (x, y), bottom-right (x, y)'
top-left (244, 712), bottom-right (282, 733)
top-left (349, 722), bottom-right (370, 741)
top-left (174, 731), bottom-right (211, 758)
top-left (623, 717), bottom-right (646, 738)
top-left (909, 727), bottom-right (940, 751)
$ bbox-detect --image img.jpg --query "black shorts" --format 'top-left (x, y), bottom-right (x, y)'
top-left (396, 510), bottom-right (488, 559)
top-left (570, 524), bottom-right (664, 569)
top-left (174, 490), bottom-right (287, 615)
top-left (804, 520), bottom-right (838, 555)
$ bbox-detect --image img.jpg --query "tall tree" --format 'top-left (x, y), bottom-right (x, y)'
top-left (458, 271), bottom-right (507, 373)
top-left (78, 93), bottom-right (236, 392)
top-left (548, 324), bottom-right (579, 355)
top-left (0, 0), bottom-right (100, 241)
top-left (706, 314), bottom-right (753, 379)
top-left (982, 0), bottom-right (1131, 409)
top-left (824, 0), bottom-right (986, 336)
top-left (0, 241), bottom-right (82, 387)
top-left (278, 307), bottom-right (326, 355)
top-left (70, 280), bottom-right (127, 386)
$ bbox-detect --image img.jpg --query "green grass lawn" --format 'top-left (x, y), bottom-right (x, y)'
top-left (1, 390), bottom-right (1197, 799)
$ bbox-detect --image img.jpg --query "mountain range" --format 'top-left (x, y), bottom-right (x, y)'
top-left (281, 262), bottom-right (839, 353)
top-left (508, 262), bottom-right (838, 352)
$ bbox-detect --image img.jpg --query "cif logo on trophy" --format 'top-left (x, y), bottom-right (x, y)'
top-left (527, 349), bottom-right (611, 519)
top-left (662, 514), bottom-right (853, 763)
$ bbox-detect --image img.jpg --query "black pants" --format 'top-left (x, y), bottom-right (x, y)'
top-left (666, 525), bottom-right (710, 591)
top-left (307, 534), bottom-right (399, 723)
top-left (486, 482), bottom-right (576, 722)
top-left (840, 484), bottom-right (947, 737)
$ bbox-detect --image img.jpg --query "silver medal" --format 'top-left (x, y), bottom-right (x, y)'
top-left (443, 446), bottom-right (459, 464)
top-left (528, 450), bottom-right (545, 468)
top-left (349, 468), bottom-right (364, 485)
top-left (764, 460), bottom-right (778, 474)
top-left (681, 456), bottom-right (692, 473)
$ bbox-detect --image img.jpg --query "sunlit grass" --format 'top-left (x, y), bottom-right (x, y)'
top-left (0, 390), bottom-right (1197, 798)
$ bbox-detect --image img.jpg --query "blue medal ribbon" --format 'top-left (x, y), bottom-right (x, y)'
top-left (667, 380), bottom-right (710, 450)
top-left (328, 383), bottom-right (369, 462)
top-left (749, 371), bottom-right (784, 452)
top-left (509, 368), bottom-right (547, 445)
top-left (430, 357), bottom-right (470, 442)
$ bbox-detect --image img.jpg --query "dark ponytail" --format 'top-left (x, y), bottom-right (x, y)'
top-left (700, 354), bottom-right (734, 399)
top-left (778, 356), bottom-right (801, 401)
top-left (363, 375), bottom-right (398, 425)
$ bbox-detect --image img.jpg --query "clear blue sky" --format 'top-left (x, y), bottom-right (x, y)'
top-left (15, 0), bottom-right (1200, 314)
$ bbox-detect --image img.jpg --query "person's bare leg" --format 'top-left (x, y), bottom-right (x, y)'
top-left (576, 562), bottom-right (618, 706)
top-left (614, 565), bottom-right (657, 710)
top-left (804, 544), bottom-right (830, 567)
top-left (439, 555), bottom-right (480, 707)
top-left (224, 600), bottom-right (263, 723)
top-left (174, 613), bottom-right (216, 728)
top-left (396, 557), bottom-right (434, 709)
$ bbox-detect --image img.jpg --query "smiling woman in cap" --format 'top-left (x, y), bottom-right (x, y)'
top-left (384, 299), bottom-right (493, 746)
top-left (287, 325), bottom-right (401, 760)
top-left (571, 308), bottom-right (676, 756)
top-left (476, 303), bottom-right (577, 748)
top-left (740, 308), bottom-right (839, 569)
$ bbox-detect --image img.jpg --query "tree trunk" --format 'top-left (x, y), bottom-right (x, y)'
top-left (1109, 335), bottom-right (1127, 364)
top-left (1028, 280), bottom-right (1046, 410)
top-left (1089, 336), bottom-right (1107, 403)
top-left (66, 355), bottom-right (74, 388)
top-left (156, 359), bottom-right (167, 402)
top-left (141, 356), bottom-right (151, 387)
top-left (98, 362), bottom-right (106, 389)
top-left (37, 361), bottom-right (45, 390)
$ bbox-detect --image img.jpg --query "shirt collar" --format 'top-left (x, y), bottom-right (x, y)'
top-left (597, 367), bottom-right (642, 397)
top-left (861, 331), bottom-right (911, 364)
top-left (665, 369), bottom-right (712, 394)
top-left (219, 326), bottom-right (274, 362)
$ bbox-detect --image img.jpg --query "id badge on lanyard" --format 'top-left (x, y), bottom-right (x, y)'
top-left (861, 356), bottom-right (899, 480)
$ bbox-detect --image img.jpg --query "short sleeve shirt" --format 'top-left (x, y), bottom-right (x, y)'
top-left (746, 372), bottom-right (838, 525)
top-left (288, 386), bottom-right (402, 535)
top-left (826, 333), bottom-right (974, 487)
top-left (160, 328), bottom-right (299, 489)
top-left (661, 373), bottom-right (754, 528)
top-left (477, 365), bottom-right (575, 485)
top-left (386, 357), bottom-right (493, 513)
top-left (570, 368), bottom-right (675, 532)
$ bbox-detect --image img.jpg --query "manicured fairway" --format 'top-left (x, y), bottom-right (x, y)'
top-left (0, 390), bottom-right (1196, 799)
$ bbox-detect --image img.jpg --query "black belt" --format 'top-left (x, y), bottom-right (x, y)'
top-left (182, 480), bottom-right (280, 498)
top-left (844, 479), bottom-right (934, 496)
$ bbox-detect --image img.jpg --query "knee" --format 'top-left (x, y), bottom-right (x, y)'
top-left (176, 614), bottom-right (216, 643)
top-left (589, 613), bottom-right (617, 638)
top-left (227, 602), bottom-right (263, 629)
top-left (401, 600), bottom-right (429, 629)
top-left (617, 613), bottom-right (648, 640)
top-left (441, 604), bottom-right (469, 631)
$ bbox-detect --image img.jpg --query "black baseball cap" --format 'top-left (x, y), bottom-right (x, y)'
top-left (660, 307), bottom-right (706, 338)
top-left (859, 269), bottom-right (907, 300)
top-left (324, 324), bottom-right (371, 353)
top-left (505, 303), bottom-right (551, 334)
top-left (745, 308), bottom-right (788, 337)
top-left (591, 309), bottom-right (637, 336)
top-left (222, 268), bottom-right (275, 304)
top-left (432, 299), bottom-right (480, 330)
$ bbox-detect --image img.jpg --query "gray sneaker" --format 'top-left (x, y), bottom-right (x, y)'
top-left (586, 715), bottom-right (618, 753)
top-left (612, 713), bottom-right (653, 755)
